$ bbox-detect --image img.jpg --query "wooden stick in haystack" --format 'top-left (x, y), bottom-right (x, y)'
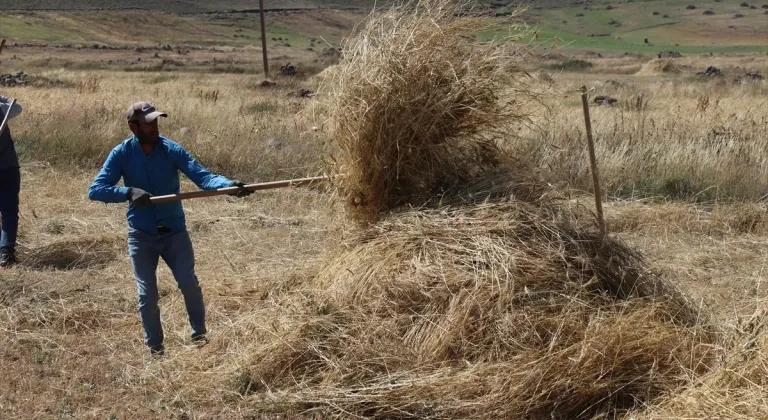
top-left (580, 85), bottom-right (606, 238)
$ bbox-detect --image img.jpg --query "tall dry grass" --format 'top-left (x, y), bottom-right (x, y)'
top-left (513, 75), bottom-right (768, 201)
top-left (2, 60), bottom-right (767, 201)
top-left (638, 308), bottom-right (768, 419)
top-left (2, 70), bottom-right (325, 183)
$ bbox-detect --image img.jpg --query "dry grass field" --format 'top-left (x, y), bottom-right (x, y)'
top-left (1, 2), bottom-right (768, 419)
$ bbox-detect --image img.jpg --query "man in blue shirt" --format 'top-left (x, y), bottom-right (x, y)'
top-left (89, 101), bottom-right (251, 356)
top-left (0, 95), bottom-right (23, 267)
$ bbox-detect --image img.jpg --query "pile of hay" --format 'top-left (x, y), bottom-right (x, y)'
top-left (635, 58), bottom-right (682, 75)
top-left (243, 195), bottom-right (715, 418)
top-left (322, 0), bottom-right (534, 222)
top-left (312, 64), bottom-right (339, 83)
top-left (639, 309), bottom-right (768, 419)
top-left (249, 1), bottom-right (718, 418)
top-left (22, 235), bottom-right (122, 270)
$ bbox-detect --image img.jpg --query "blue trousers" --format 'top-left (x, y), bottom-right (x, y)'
top-left (128, 227), bottom-right (206, 350)
top-left (0, 168), bottom-right (20, 256)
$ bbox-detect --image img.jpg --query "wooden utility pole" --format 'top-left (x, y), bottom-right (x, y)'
top-left (580, 86), bottom-right (606, 238)
top-left (0, 39), bottom-right (6, 59)
top-left (259, 0), bottom-right (269, 77)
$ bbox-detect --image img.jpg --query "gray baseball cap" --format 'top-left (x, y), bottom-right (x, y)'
top-left (126, 101), bottom-right (168, 123)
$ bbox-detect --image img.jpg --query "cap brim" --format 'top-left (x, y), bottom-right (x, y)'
top-left (142, 111), bottom-right (168, 123)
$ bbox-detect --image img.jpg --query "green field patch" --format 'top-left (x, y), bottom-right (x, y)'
top-left (481, 23), bottom-right (768, 54)
top-left (0, 14), bottom-right (90, 43)
top-left (491, 0), bottom-right (768, 53)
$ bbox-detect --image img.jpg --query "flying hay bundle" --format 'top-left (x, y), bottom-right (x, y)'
top-left (323, 0), bottom-right (533, 222)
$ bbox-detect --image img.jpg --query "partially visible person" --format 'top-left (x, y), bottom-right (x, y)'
top-left (0, 95), bottom-right (23, 267)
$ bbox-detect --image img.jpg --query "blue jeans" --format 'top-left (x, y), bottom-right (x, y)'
top-left (0, 168), bottom-right (20, 256)
top-left (128, 227), bottom-right (206, 350)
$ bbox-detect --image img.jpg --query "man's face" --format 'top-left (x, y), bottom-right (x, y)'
top-left (130, 119), bottom-right (160, 144)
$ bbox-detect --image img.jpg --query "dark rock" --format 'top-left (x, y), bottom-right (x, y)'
top-left (290, 88), bottom-right (314, 98)
top-left (738, 71), bottom-right (764, 82)
top-left (658, 51), bottom-right (682, 58)
top-left (594, 95), bottom-right (618, 106)
top-left (279, 63), bottom-right (297, 76)
top-left (697, 66), bottom-right (723, 77)
top-left (0, 71), bottom-right (29, 87)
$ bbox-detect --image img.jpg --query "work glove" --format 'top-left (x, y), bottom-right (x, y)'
top-left (127, 187), bottom-right (153, 208)
top-left (229, 180), bottom-right (253, 198)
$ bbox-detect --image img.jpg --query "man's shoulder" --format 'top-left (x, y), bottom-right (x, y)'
top-left (110, 137), bottom-right (134, 153)
top-left (159, 136), bottom-right (188, 154)
top-left (160, 136), bottom-right (181, 148)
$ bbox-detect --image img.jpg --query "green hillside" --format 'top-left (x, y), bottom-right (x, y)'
top-left (0, 0), bottom-right (379, 12)
top-left (500, 0), bottom-right (768, 53)
top-left (0, 0), bottom-right (765, 52)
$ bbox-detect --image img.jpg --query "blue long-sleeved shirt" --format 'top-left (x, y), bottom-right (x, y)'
top-left (88, 135), bottom-right (232, 235)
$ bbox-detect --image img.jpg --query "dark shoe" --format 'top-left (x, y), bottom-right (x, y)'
top-left (0, 253), bottom-right (17, 267)
top-left (149, 345), bottom-right (165, 357)
top-left (191, 333), bottom-right (209, 346)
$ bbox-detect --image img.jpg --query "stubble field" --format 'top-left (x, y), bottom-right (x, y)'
top-left (1, 4), bottom-right (768, 419)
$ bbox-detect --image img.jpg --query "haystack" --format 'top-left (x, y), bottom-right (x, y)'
top-left (243, 194), bottom-right (715, 418)
top-left (638, 309), bottom-right (768, 419)
top-left (242, 1), bottom-right (716, 418)
top-left (635, 58), bottom-right (682, 76)
top-left (321, 0), bottom-right (534, 223)
top-left (312, 64), bottom-right (339, 83)
top-left (23, 235), bottom-right (122, 270)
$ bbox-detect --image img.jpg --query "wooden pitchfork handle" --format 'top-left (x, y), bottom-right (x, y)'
top-left (149, 175), bottom-right (332, 204)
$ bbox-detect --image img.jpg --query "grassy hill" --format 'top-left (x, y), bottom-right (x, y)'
top-left (502, 0), bottom-right (768, 53)
top-left (0, 9), bottom-right (365, 47)
top-left (0, 0), bottom-right (380, 12)
top-left (0, 0), bottom-right (765, 52)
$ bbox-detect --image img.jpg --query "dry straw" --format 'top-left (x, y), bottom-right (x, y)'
top-left (243, 195), bottom-right (716, 418)
top-left (639, 309), bottom-right (768, 419)
top-left (250, 1), bottom-right (722, 417)
top-left (322, 0), bottom-right (535, 222)
top-left (22, 235), bottom-right (122, 270)
top-left (635, 58), bottom-right (682, 76)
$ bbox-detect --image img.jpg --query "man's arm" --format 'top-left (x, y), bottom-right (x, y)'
top-left (168, 142), bottom-right (232, 190)
top-left (0, 95), bottom-right (23, 120)
top-left (88, 146), bottom-right (130, 203)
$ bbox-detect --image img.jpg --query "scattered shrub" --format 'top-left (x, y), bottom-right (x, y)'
top-left (548, 59), bottom-right (595, 71)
